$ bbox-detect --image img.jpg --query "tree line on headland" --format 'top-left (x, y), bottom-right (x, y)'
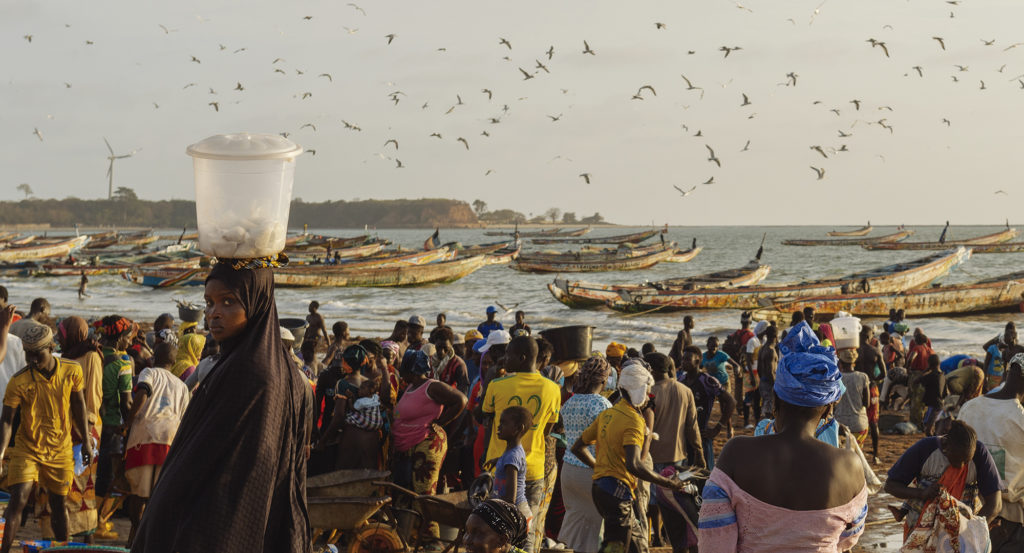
top-left (0, 187), bottom-right (606, 229)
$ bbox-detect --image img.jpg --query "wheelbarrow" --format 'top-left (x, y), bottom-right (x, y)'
top-left (308, 468), bottom-right (392, 498)
top-left (375, 482), bottom-right (473, 553)
top-left (307, 470), bottom-right (405, 553)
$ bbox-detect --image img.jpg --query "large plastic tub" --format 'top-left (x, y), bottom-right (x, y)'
top-left (539, 325), bottom-right (594, 363)
top-left (187, 133), bottom-right (302, 259)
top-left (831, 313), bottom-right (862, 350)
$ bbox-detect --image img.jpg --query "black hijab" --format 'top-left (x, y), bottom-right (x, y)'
top-left (132, 261), bottom-right (312, 553)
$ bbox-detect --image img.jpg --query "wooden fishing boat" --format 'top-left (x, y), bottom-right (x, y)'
top-left (513, 246), bottom-right (674, 273)
top-left (289, 234), bottom-right (371, 251)
top-left (119, 231), bottom-right (158, 248)
top-left (782, 229), bottom-right (914, 246)
top-left (293, 247), bottom-right (453, 270)
top-left (0, 231), bottom-right (21, 243)
top-left (0, 235), bottom-right (89, 262)
top-left (861, 227), bottom-right (1018, 250)
top-left (451, 241), bottom-right (511, 257)
top-left (548, 262), bottom-right (771, 309)
top-left (122, 267), bottom-right (209, 288)
top-left (273, 255), bottom-right (487, 287)
top-left (518, 242), bottom-right (673, 264)
top-left (6, 235), bottom-right (37, 247)
top-left (532, 228), bottom-right (661, 245)
top-left (827, 223), bottom-right (873, 237)
top-left (970, 242), bottom-right (1024, 254)
top-left (32, 256), bottom-right (202, 277)
top-left (486, 243), bottom-right (521, 265)
top-left (756, 272), bottom-right (1024, 318)
top-left (484, 227), bottom-right (590, 238)
top-left (605, 247), bottom-right (970, 313)
top-left (665, 246), bottom-right (702, 263)
top-left (288, 239), bottom-right (386, 260)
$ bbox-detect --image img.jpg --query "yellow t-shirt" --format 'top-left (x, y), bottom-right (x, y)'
top-left (3, 357), bottom-right (84, 462)
top-left (580, 400), bottom-right (646, 492)
top-left (483, 372), bottom-right (561, 481)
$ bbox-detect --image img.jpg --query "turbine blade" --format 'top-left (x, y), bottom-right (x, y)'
top-left (103, 137), bottom-right (114, 155)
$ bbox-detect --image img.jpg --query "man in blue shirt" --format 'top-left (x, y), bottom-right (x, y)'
top-left (477, 306), bottom-right (503, 339)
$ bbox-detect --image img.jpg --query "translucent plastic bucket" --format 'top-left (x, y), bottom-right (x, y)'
top-left (187, 133), bottom-right (302, 259)
top-left (831, 314), bottom-right (862, 350)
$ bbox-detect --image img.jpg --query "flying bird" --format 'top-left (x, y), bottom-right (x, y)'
top-left (395, 158), bottom-right (404, 168)
top-left (740, 140), bottom-right (750, 152)
top-left (456, 137), bottom-right (469, 150)
top-left (234, 47), bottom-right (246, 53)
top-left (638, 85), bottom-right (656, 97)
top-left (547, 114), bottom-right (562, 121)
top-left (158, 24), bottom-right (177, 34)
top-left (933, 36), bottom-right (946, 50)
top-left (305, 149), bottom-right (316, 155)
top-left (456, 94), bottom-right (464, 105)
top-left (302, 92), bottom-right (312, 99)
top-left (33, 128), bottom-right (43, 141)
top-left (838, 130), bottom-right (852, 138)
top-left (995, 190), bottom-right (1008, 195)
top-left (429, 133), bottom-right (442, 139)
top-left (785, 72), bottom-right (798, 86)
top-left (319, 73), bottom-right (332, 82)
top-left (741, 93), bottom-right (751, 106)
top-left (582, 40), bottom-right (595, 55)
top-left (272, 58), bottom-right (285, 64)
top-left (535, 60), bottom-right (549, 73)
top-left (234, 82), bottom-right (244, 91)
top-left (342, 120), bottom-right (362, 131)
top-left (941, 118), bottom-right (951, 126)
top-left (384, 139), bottom-right (398, 149)
top-left (183, 82), bottom-right (196, 89)
top-left (954, 64), bottom-right (968, 72)
top-left (982, 39), bottom-right (995, 46)
top-left (980, 80), bottom-right (987, 90)
top-left (481, 88), bottom-right (493, 100)
top-left (912, 66), bottom-right (923, 77)
top-left (655, 22), bottom-right (666, 29)
top-left (499, 37), bottom-right (511, 50)
top-left (545, 46), bottom-right (554, 59)
top-left (673, 185), bottom-right (696, 197)
top-left (519, 67), bottom-right (534, 80)
top-left (190, 56), bottom-right (201, 63)
top-left (348, 3), bottom-right (366, 15)
top-left (385, 34), bottom-right (396, 44)
top-left (866, 39), bottom-right (889, 57)
top-left (810, 145), bottom-right (828, 158)
top-left (343, 26), bottom-right (358, 34)
top-left (208, 102), bottom-right (219, 112)
top-left (719, 46), bottom-right (742, 58)
top-left (811, 166), bottom-right (825, 180)
top-left (274, 68), bottom-right (286, 75)
top-left (300, 123), bottom-right (317, 131)
top-left (23, 35), bottom-right (32, 43)
top-left (705, 145), bottom-right (721, 167)
top-left (579, 173), bottom-right (591, 184)
top-left (702, 176), bottom-right (715, 185)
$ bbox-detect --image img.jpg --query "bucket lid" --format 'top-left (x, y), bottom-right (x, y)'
top-left (186, 133), bottom-right (303, 161)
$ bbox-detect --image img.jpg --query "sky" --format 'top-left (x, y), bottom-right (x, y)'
top-left (3, 0), bottom-right (1023, 225)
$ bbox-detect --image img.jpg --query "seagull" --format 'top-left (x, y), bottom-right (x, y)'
top-left (456, 94), bottom-right (464, 105)
top-left (233, 47), bottom-right (246, 54)
top-left (694, 130), bottom-right (703, 137)
top-left (153, 102), bottom-right (159, 109)
top-left (980, 80), bottom-right (987, 90)
top-left (547, 114), bottom-right (562, 121)
top-left (385, 34), bottom-right (396, 44)
top-left (457, 137), bottom-right (469, 150)
top-left (208, 102), bottom-right (219, 112)
top-left (209, 87), bottom-right (217, 95)
top-left (933, 36), bottom-right (946, 50)
top-left (519, 67), bottom-right (534, 80)
top-left (280, 132), bottom-right (290, 138)
top-left (481, 89), bottom-right (493, 100)
top-left (866, 39), bottom-right (889, 57)
top-left (995, 190), bottom-right (1008, 195)
top-left (64, 82), bottom-right (71, 88)
top-left (874, 119), bottom-right (894, 133)
top-left (343, 26), bottom-right (358, 34)
top-left (499, 37), bottom-right (511, 50)
top-left (544, 46), bottom-right (554, 60)
top-left (810, 145), bottom-right (828, 158)
top-left (811, 166), bottom-right (825, 180)
top-left (838, 130), bottom-right (852, 138)
top-left (489, 117), bottom-right (502, 124)
top-left (740, 140), bottom-right (750, 152)
top-left (190, 56), bottom-right (201, 63)
top-left (702, 176), bottom-right (715, 185)
top-left (705, 145), bottom-right (721, 167)
top-left (535, 60), bottom-right (549, 73)
top-left (158, 24), bottom-right (177, 34)
top-left (300, 123), bottom-right (317, 131)
top-left (579, 173), bottom-right (591, 184)
top-left (272, 58), bottom-right (285, 64)
top-left (655, 22), bottom-right (667, 29)
top-left (680, 74), bottom-right (701, 91)
top-left (319, 73), bottom-right (332, 82)
top-left (384, 139), bottom-right (398, 149)
top-left (429, 133), bottom-right (442, 139)
top-left (348, 3), bottom-right (366, 15)
top-left (741, 93), bottom-right (751, 106)
top-left (830, 108), bottom-right (841, 116)
top-left (954, 64), bottom-right (968, 72)
top-left (582, 40), bottom-right (595, 55)
top-left (941, 118), bottom-right (951, 126)
top-left (1004, 42), bottom-right (1024, 51)
top-left (302, 92), bottom-right (312, 99)
top-left (234, 82), bottom-right (244, 91)
top-left (785, 72), bottom-right (798, 86)
top-left (274, 68), bottom-right (286, 75)
top-left (303, 15), bottom-right (313, 20)
top-left (395, 158), bottom-right (404, 168)
top-left (912, 66), bottom-right (923, 77)
top-left (85, 40), bottom-right (93, 45)
top-left (673, 185), bottom-right (696, 197)
top-left (23, 35), bottom-right (32, 43)
top-left (183, 83), bottom-right (196, 89)
top-left (342, 120), bottom-right (362, 131)
top-left (33, 128), bottom-right (43, 141)
top-left (982, 38), bottom-right (995, 46)
top-left (481, 130), bottom-right (490, 137)
top-left (219, 43), bottom-right (227, 51)
top-left (485, 169), bottom-right (494, 176)
top-left (719, 46), bottom-right (742, 58)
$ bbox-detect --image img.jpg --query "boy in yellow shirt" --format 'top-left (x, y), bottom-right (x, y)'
top-left (0, 323), bottom-right (90, 553)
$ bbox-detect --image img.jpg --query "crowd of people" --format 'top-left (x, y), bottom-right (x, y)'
top-left (0, 271), bottom-right (1022, 553)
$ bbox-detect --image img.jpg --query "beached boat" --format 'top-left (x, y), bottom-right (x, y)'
top-left (827, 223), bottom-right (873, 237)
top-left (293, 247), bottom-right (453, 270)
top-left (122, 267), bottom-right (208, 288)
top-left (32, 256), bottom-right (202, 277)
top-left (0, 235), bottom-right (89, 263)
top-left (517, 242), bottom-right (673, 264)
top-left (5, 235), bottom-right (37, 247)
top-left (782, 229), bottom-right (914, 246)
top-left (605, 247), bottom-right (971, 313)
top-left (484, 227), bottom-right (590, 238)
top-left (451, 241), bottom-right (512, 257)
top-left (512, 246), bottom-right (674, 273)
top-left (531, 228), bottom-right (662, 245)
top-left (756, 272), bottom-right (1024, 317)
top-left (486, 243), bottom-right (521, 265)
top-left (548, 262), bottom-right (771, 309)
top-left (118, 231), bottom-right (158, 248)
top-left (290, 234), bottom-right (372, 251)
top-left (666, 246), bottom-right (702, 263)
top-left (970, 243), bottom-right (1024, 254)
top-left (273, 255), bottom-right (487, 287)
top-left (861, 227), bottom-right (1018, 251)
top-left (288, 239), bottom-right (386, 260)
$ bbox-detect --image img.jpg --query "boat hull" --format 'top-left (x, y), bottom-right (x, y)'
top-left (665, 246), bottom-right (702, 263)
top-left (273, 255), bottom-right (487, 287)
top-left (827, 225), bottom-right (873, 237)
top-left (531, 229), bottom-right (660, 245)
top-left (512, 248), bottom-right (673, 273)
top-left (861, 228), bottom-right (1018, 250)
top-left (782, 229), bottom-right (914, 246)
top-left (0, 236), bottom-right (89, 262)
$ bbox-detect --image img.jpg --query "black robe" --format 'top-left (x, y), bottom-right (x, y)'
top-left (132, 262), bottom-right (312, 552)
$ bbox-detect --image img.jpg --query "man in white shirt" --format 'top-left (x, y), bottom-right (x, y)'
top-left (0, 303), bottom-right (24, 396)
top-left (959, 352), bottom-right (1024, 552)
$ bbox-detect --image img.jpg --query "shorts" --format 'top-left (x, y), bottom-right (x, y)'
top-left (125, 464), bottom-right (163, 498)
top-left (6, 454), bottom-right (74, 496)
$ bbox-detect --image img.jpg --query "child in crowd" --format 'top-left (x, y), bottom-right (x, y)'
top-left (345, 380), bottom-right (384, 431)
top-left (488, 406), bottom-right (533, 524)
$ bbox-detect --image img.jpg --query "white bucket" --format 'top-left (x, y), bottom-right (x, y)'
top-left (187, 133), bottom-right (302, 258)
top-left (831, 314), bottom-right (862, 350)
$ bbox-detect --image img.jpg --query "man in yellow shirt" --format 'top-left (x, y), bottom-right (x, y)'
top-left (0, 324), bottom-right (90, 553)
top-left (572, 360), bottom-right (686, 553)
top-left (482, 336), bottom-right (561, 553)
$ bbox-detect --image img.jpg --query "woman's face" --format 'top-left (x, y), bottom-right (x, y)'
top-left (463, 514), bottom-right (508, 553)
top-left (204, 278), bottom-right (248, 342)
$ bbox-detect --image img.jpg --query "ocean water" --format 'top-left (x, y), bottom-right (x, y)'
top-left (3, 225), bottom-right (1021, 357)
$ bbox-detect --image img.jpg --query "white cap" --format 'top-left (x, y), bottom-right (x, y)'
top-left (475, 330), bottom-right (511, 354)
top-left (187, 133), bottom-right (302, 161)
top-left (280, 327), bottom-right (295, 341)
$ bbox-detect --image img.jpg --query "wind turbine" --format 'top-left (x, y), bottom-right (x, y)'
top-left (103, 137), bottom-right (140, 199)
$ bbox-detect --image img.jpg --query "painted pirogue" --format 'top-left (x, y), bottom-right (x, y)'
top-left (782, 229), bottom-right (914, 246)
top-left (861, 227), bottom-right (1018, 250)
top-left (512, 245), bottom-right (674, 273)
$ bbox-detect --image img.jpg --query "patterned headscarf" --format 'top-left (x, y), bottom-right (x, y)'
top-left (471, 499), bottom-right (528, 548)
top-left (401, 350), bottom-right (432, 377)
top-left (158, 328), bottom-right (180, 347)
top-left (96, 316), bottom-right (134, 339)
top-left (21, 323), bottom-right (54, 352)
top-left (775, 321), bottom-right (845, 407)
top-left (380, 340), bottom-right (400, 364)
top-left (574, 356), bottom-right (611, 393)
top-left (341, 345), bottom-right (370, 375)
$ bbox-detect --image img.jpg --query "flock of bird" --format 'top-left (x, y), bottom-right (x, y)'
top-left (13, 0), bottom-right (1024, 205)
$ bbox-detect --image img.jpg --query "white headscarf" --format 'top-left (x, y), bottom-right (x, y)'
top-left (618, 358), bottom-right (654, 407)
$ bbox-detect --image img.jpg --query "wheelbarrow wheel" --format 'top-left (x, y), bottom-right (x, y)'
top-left (348, 522), bottom-right (404, 553)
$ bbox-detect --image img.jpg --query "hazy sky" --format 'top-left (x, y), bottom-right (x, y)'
top-left (4, 0), bottom-right (1024, 225)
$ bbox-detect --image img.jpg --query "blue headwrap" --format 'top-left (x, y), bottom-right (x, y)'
top-left (401, 349), bottom-right (432, 377)
top-left (774, 321), bottom-right (846, 407)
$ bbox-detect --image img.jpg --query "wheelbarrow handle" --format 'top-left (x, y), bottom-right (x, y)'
top-left (374, 481), bottom-right (421, 498)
